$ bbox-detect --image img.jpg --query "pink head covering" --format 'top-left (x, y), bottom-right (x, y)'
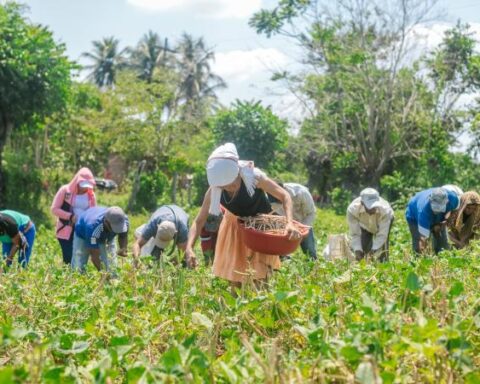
top-left (66, 167), bottom-right (96, 193)
top-left (66, 167), bottom-right (96, 205)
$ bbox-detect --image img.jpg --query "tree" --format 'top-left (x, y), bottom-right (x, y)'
top-left (425, 23), bottom-right (480, 159)
top-left (428, 22), bottom-right (480, 118)
top-left (129, 31), bottom-right (174, 83)
top-left (250, 0), bottom-right (460, 192)
top-left (211, 100), bottom-right (288, 170)
top-left (0, 2), bottom-right (73, 203)
top-left (175, 33), bottom-right (227, 120)
top-left (42, 82), bottom-right (104, 172)
top-left (83, 36), bottom-right (126, 88)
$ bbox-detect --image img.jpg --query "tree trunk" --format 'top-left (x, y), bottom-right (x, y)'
top-left (0, 115), bottom-right (14, 207)
top-left (187, 182), bottom-right (192, 206)
top-left (127, 160), bottom-right (146, 213)
top-left (171, 171), bottom-right (178, 204)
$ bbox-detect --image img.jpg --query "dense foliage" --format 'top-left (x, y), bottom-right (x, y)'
top-left (211, 101), bottom-right (288, 170)
top-left (1, 2), bottom-right (480, 381)
top-left (1, 210), bottom-right (479, 382)
top-left (3, 1), bottom-right (480, 213)
top-left (251, 0), bottom-right (480, 201)
top-left (0, 2), bottom-right (73, 204)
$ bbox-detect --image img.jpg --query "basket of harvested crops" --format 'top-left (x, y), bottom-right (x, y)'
top-left (238, 214), bottom-right (310, 255)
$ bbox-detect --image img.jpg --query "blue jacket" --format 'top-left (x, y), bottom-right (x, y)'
top-left (75, 207), bottom-right (129, 248)
top-left (405, 188), bottom-right (459, 237)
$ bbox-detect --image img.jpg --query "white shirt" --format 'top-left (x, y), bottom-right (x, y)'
top-left (73, 193), bottom-right (90, 216)
top-left (271, 183), bottom-right (316, 226)
top-left (347, 196), bottom-right (394, 252)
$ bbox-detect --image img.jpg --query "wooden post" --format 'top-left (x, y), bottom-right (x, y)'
top-left (127, 160), bottom-right (146, 212)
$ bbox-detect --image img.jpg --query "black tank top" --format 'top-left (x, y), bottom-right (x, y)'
top-left (221, 179), bottom-right (271, 217)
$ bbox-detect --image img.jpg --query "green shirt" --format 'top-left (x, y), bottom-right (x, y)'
top-left (0, 210), bottom-right (30, 244)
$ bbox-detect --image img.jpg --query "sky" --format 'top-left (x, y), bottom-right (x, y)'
top-left (18, 0), bottom-right (480, 125)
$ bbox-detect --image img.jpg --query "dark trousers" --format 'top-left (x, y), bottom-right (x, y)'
top-left (407, 221), bottom-right (449, 255)
top-left (58, 232), bottom-right (73, 264)
top-left (300, 228), bottom-right (317, 260)
top-left (359, 218), bottom-right (393, 262)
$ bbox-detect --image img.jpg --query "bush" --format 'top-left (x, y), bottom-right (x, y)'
top-left (211, 100), bottom-right (288, 170)
top-left (191, 165), bottom-right (208, 206)
top-left (329, 187), bottom-right (353, 215)
top-left (130, 171), bottom-right (169, 213)
top-left (380, 171), bottom-right (418, 210)
top-left (3, 154), bottom-right (46, 223)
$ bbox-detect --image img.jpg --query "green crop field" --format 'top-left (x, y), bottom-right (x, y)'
top-left (0, 209), bottom-right (479, 383)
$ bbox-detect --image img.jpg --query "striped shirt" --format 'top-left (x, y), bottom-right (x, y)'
top-left (75, 206), bottom-right (129, 248)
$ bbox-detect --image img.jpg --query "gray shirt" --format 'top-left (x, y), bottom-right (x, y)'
top-left (140, 205), bottom-right (189, 245)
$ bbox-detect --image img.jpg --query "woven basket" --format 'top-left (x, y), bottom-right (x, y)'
top-left (323, 234), bottom-right (355, 261)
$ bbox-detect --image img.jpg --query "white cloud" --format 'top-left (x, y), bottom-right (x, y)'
top-left (212, 48), bottom-right (291, 83)
top-left (270, 93), bottom-right (311, 132)
top-left (211, 48), bottom-right (307, 130)
top-left (126, 0), bottom-right (262, 19)
top-left (407, 22), bottom-right (480, 56)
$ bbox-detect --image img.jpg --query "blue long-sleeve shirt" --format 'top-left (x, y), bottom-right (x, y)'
top-left (75, 207), bottom-right (129, 248)
top-left (405, 188), bottom-right (459, 238)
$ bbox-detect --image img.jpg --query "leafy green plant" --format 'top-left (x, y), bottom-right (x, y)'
top-left (1, 209), bottom-right (479, 382)
top-left (130, 171), bottom-right (169, 213)
top-left (211, 100), bottom-right (288, 170)
top-left (329, 187), bottom-right (353, 215)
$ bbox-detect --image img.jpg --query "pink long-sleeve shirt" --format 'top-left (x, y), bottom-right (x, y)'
top-left (51, 167), bottom-right (97, 240)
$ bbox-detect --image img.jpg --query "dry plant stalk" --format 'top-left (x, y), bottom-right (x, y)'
top-left (242, 214), bottom-right (303, 235)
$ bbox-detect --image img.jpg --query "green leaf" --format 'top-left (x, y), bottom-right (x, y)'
top-left (110, 336), bottom-right (131, 346)
top-left (159, 347), bottom-right (182, 372)
top-left (465, 371), bottom-right (480, 384)
top-left (340, 345), bottom-right (363, 364)
top-left (0, 367), bottom-right (14, 384)
top-left (380, 371), bottom-right (395, 384)
top-left (274, 290), bottom-right (299, 302)
top-left (56, 341), bottom-right (89, 355)
top-left (127, 366), bottom-right (146, 383)
top-left (449, 281), bottom-right (464, 298)
top-left (405, 272), bottom-right (420, 291)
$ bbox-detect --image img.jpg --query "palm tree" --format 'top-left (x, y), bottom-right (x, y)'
top-left (82, 37), bottom-right (126, 88)
top-left (129, 31), bottom-right (174, 82)
top-left (175, 33), bottom-right (227, 118)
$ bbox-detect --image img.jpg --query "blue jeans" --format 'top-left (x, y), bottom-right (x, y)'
top-left (300, 228), bottom-right (317, 260)
top-left (3, 222), bottom-right (36, 268)
top-left (71, 233), bottom-right (113, 272)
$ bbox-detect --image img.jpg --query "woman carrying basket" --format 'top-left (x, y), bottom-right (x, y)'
top-left (185, 143), bottom-right (301, 287)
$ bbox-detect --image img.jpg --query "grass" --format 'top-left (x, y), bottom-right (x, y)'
top-left (0, 208), bottom-right (479, 383)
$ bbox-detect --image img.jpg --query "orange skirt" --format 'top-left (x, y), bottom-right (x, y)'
top-left (212, 210), bottom-right (281, 283)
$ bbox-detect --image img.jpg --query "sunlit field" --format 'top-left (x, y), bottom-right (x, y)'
top-left (1, 209), bottom-right (479, 383)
